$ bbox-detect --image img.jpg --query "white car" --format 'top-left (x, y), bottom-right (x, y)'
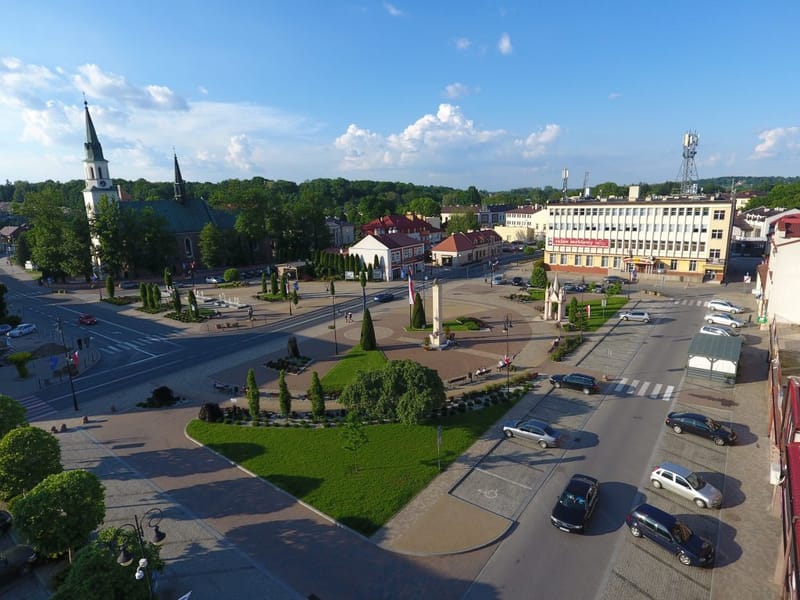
top-left (699, 324), bottom-right (738, 337)
top-left (651, 462), bottom-right (722, 509)
top-left (7, 323), bottom-right (37, 337)
top-left (704, 313), bottom-right (744, 328)
top-left (705, 299), bottom-right (744, 314)
top-left (619, 310), bottom-right (651, 323)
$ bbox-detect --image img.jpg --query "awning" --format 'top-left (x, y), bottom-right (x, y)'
top-left (622, 257), bottom-right (654, 265)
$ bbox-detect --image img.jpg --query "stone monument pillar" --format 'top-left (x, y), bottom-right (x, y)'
top-left (429, 278), bottom-right (445, 348)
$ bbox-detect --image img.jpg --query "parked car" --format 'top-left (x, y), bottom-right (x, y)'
top-left (0, 324), bottom-right (12, 336)
top-left (511, 276), bottom-right (525, 287)
top-left (0, 544), bottom-right (36, 586)
top-left (373, 292), bottom-right (394, 303)
top-left (119, 280), bottom-right (139, 289)
top-left (625, 503), bottom-right (714, 567)
top-left (502, 418), bottom-right (560, 448)
top-left (562, 283), bottom-right (577, 292)
top-left (78, 314), bottom-right (98, 325)
top-left (619, 310), bottom-right (651, 323)
top-left (704, 313), bottom-right (744, 328)
top-left (205, 275), bottom-right (222, 284)
top-left (591, 284), bottom-right (606, 294)
top-left (549, 373), bottom-right (600, 395)
top-left (7, 323), bottom-right (37, 337)
top-left (705, 299), bottom-right (744, 314)
top-left (699, 324), bottom-right (738, 337)
top-left (604, 275), bottom-right (628, 284)
top-left (550, 474), bottom-right (600, 533)
top-left (491, 275), bottom-right (506, 285)
top-left (651, 462), bottom-right (722, 508)
top-left (665, 411), bottom-right (737, 446)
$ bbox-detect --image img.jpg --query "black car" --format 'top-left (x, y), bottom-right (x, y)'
top-left (550, 474), bottom-right (600, 533)
top-left (0, 510), bottom-right (11, 536)
top-left (511, 276), bottom-right (524, 287)
top-left (549, 373), bottom-right (600, 395)
top-left (665, 412), bottom-right (737, 446)
top-left (374, 292), bottom-right (394, 303)
top-left (625, 503), bottom-right (714, 567)
top-left (603, 275), bottom-right (628, 285)
top-left (0, 544), bottom-right (36, 586)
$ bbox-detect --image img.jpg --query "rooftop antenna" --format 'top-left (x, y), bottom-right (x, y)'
top-left (677, 131), bottom-right (699, 195)
top-left (561, 168), bottom-right (569, 202)
top-left (582, 171), bottom-right (590, 198)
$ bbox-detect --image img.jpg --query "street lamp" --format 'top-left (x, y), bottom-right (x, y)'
top-left (116, 508), bottom-right (166, 600)
top-left (56, 317), bottom-right (79, 412)
top-left (330, 280), bottom-right (338, 354)
top-left (502, 314), bottom-right (512, 395)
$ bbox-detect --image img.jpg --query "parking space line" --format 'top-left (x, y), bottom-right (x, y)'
top-left (474, 467), bottom-right (533, 490)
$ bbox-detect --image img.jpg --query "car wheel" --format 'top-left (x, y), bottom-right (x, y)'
top-left (629, 525), bottom-right (642, 538)
top-left (672, 425), bottom-right (683, 434)
top-left (623, 317), bottom-right (628, 321)
top-left (713, 437), bottom-right (726, 446)
top-left (694, 498), bottom-right (707, 508)
top-left (538, 440), bottom-right (548, 449)
top-left (651, 479), bottom-right (662, 489)
top-left (553, 381), bottom-right (561, 388)
top-left (678, 552), bottom-right (692, 566)
top-left (583, 387), bottom-right (590, 395)
top-left (504, 430), bottom-right (513, 438)
top-left (707, 319), bottom-right (714, 323)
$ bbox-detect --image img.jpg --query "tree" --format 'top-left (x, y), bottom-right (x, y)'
top-left (246, 368), bottom-right (259, 419)
top-left (308, 371), bottom-right (325, 421)
top-left (278, 370), bottom-right (291, 416)
top-left (280, 273), bottom-right (288, 298)
top-left (568, 297), bottom-right (579, 324)
top-left (0, 282), bottom-right (8, 321)
top-left (360, 308), bottom-right (377, 350)
top-left (0, 394), bottom-right (27, 439)
top-left (198, 222), bottom-right (227, 269)
top-left (105, 275), bottom-right (115, 299)
top-left (11, 469), bottom-right (105, 562)
top-left (261, 271), bottom-right (267, 293)
top-left (149, 283), bottom-right (161, 309)
top-left (139, 282), bottom-right (149, 309)
top-left (270, 271), bottom-right (279, 295)
top-left (341, 411), bottom-right (368, 473)
top-left (0, 426), bottom-right (62, 501)
top-left (359, 271), bottom-right (367, 311)
top-left (223, 268), bottom-right (240, 282)
top-left (445, 212), bottom-right (478, 235)
top-left (530, 265), bottom-right (548, 288)
top-left (51, 526), bottom-right (164, 600)
top-left (291, 289), bottom-right (299, 308)
top-left (163, 267), bottom-right (172, 289)
top-left (411, 292), bottom-right (426, 328)
top-left (172, 287), bottom-right (182, 313)
top-left (187, 289), bottom-right (199, 317)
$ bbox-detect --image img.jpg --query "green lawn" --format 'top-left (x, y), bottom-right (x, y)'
top-left (320, 347), bottom-right (387, 392)
top-left (187, 400), bottom-right (517, 536)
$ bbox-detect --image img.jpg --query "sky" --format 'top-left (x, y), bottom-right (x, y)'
top-left (1, 1), bottom-right (799, 192)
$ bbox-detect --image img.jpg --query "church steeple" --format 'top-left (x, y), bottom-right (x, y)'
top-left (173, 151), bottom-right (186, 204)
top-left (84, 100), bottom-right (105, 162)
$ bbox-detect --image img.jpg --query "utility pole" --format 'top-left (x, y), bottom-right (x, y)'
top-left (56, 317), bottom-right (79, 411)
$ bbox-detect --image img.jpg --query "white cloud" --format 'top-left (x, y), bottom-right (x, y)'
top-left (383, 2), bottom-right (404, 17)
top-left (0, 57), bottom-right (60, 109)
top-left (443, 82), bottom-right (474, 99)
top-left (226, 134), bottom-right (253, 170)
top-left (20, 100), bottom-right (75, 145)
top-left (72, 64), bottom-right (188, 110)
top-left (198, 86), bottom-right (208, 96)
top-left (608, 92), bottom-right (622, 100)
top-left (455, 37), bottom-right (471, 50)
top-left (514, 124), bottom-right (561, 158)
top-left (752, 126), bottom-right (800, 159)
top-left (498, 33), bottom-right (513, 55)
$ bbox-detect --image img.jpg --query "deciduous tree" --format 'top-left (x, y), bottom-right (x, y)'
top-left (308, 371), bottom-right (325, 421)
top-left (0, 394), bottom-right (27, 439)
top-left (246, 368), bottom-right (259, 419)
top-left (341, 412), bottom-right (368, 472)
top-left (0, 425), bottom-right (62, 500)
top-left (278, 370), bottom-right (291, 416)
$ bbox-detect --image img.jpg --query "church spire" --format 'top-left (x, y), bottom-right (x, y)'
top-left (173, 151), bottom-right (186, 204)
top-left (84, 99), bottom-right (105, 162)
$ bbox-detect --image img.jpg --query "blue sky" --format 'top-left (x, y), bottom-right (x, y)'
top-left (1, 1), bottom-right (798, 191)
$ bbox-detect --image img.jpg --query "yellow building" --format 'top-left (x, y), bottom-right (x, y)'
top-left (546, 196), bottom-right (734, 283)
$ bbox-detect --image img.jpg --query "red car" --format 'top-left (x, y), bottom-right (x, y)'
top-left (78, 314), bottom-right (98, 325)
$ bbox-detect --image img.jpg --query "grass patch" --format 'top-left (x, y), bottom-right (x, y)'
top-left (187, 400), bottom-right (516, 536)
top-left (321, 346), bottom-right (386, 392)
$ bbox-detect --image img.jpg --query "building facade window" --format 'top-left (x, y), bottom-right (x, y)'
top-left (574, 255), bottom-right (582, 266)
top-left (585, 255), bottom-right (593, 266)
top-left (669, 259), bottom-right (678, 270)
top-left (713, 210), bottom-right (725, 220)
top-left (711, 229), bottom-right (723, 239)
top-left (601, 256), bottom-right (608, 267)
top-left (560, 254), bottom-right (567, 265)
top-left (689, 260), bottom-right (697, 271)
top-left (613, 257), bottom-right (621, 269)
top-left (709, 249), bottom-right (721, 259)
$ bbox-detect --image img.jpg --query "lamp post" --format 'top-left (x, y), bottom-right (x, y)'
top-left (56, 317), bottom-right (79, 412)
top-left (330, 280), bottom-right (338, 354)
top-left (116, 508), bottom-right (166, 600)
top-left (502, 314), bottom-right (512, 395)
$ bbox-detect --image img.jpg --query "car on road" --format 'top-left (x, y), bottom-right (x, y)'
top-left (119, 280), bottom-right (139, 289)
top-left (619, 310), bottom-right (651, 323)
top-left (491, 275), bottom-right (506, 285)
top-left (550, 474), bottom-right (600, 533)
top-left (549, 373), bottom-right (600, 395)
top-left (665, 411), bottom-right (737, 446)
top-left (373, 292), bottom-right (394, 303)
top-left (205, 275), bottom-right (222, 284)
top-left (0, 324), bottom-right (12, 336)
top-left (705, 299), bottom-right (744, 314)
top-left (78, 314), bottom-right (98, 325)
top-left (704, 313), bottom-right (744, 328)
top-left (0, 544), bottom-right (36, 586)
top-left (511, 276), bottom-right (525, 286)
top-left (651, 462), bottom-right (722, 508)
top-left (699, 324), bottom-right (738, 337)
top-left (7, 323), bottom-right (37, 337)
top-left (502, 418), bottom-right (560, 448)
top-left (625, 503), bottom-right (714, 567)
top-left (603, 275), bottom-right (628, 285)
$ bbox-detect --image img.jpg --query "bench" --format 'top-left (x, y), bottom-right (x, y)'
top-left (447, 375), bottom-right (468, 385)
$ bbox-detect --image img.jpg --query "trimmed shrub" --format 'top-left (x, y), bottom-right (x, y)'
top-left (198, 402), bottom-right (224, 422)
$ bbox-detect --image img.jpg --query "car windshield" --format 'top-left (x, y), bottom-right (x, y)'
top-left (671, 522), bottom-right (693, 543)
top-left (559, 491), bottom-right (586, 509)
top-left (543, 425), bottom-right (556, 437)
top-left (686, 472), bottom-right (705, 489)
top-left (705, 418), bottom-right (720, 430)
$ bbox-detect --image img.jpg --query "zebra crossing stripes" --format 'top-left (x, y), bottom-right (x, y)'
top-left (18, 395), bottom-right (56, 421)
top-left (613, 378), bottom-right (675, 402)
top-left (98, 335), bottom-right (168, 355)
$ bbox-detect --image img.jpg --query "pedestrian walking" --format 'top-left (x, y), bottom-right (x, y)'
top-left (348, 312), bottom-right (353, 323)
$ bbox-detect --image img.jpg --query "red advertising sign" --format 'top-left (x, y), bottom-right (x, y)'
top-left (552, 237), bottom-right (609, 248)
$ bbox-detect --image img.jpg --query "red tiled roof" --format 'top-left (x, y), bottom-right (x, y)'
top-left (433, 230), bottom-right (502, 252)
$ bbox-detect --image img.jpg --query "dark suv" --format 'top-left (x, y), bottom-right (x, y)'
top-left (625, 503), bottom-right (714, 567)
top-left (549, 373), bottom-right (600, 395)
top-left (665, 412), bottom-right (737, 446)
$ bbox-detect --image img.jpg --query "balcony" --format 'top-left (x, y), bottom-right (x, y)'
top-left (706, 257), bottom-right (726, 266)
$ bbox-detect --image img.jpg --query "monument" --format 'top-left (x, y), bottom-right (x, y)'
top-left (544, 273), bottom-right (566, 322)
top-left (428, 278), bottom-right (446, 349)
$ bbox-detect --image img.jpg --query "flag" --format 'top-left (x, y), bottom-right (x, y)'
top-left (408, 275), bottom-right (415, 305)
top-left (585, 305), bottom-right (591, 318)
top-left (72, 351), bottom-right (79, 368)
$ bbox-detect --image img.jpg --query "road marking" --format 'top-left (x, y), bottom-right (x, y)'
top-left (650, 383), bottom-right (663, 398)
top-left (18, 395), bottom-right (56, 421)
top-left (614, 378), bottom-right (628, 393)
top-left (628, 380), bottom-right (639, 394)
top-left (638, 381), bottom-right (650, 396)
top-left (474, 467), bottom-right (533, 490)
top-left (477, 488), bottom-right (499, 499)
top-left (663, 385), bottom-right (675, 402)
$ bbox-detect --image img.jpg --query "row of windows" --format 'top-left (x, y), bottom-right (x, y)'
top-left (550, 206), bottom-right (720, 217)
top-left (549, 253), bottom-right (700, 272)
top-left (607, 240), bottom-right (707, 252)
top-left (550, 224), bottom-right (721, 234)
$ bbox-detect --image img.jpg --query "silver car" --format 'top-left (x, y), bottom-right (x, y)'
top-left (705, 299), bottom-right (744, 314)
top-left (699, 324), bottom-right (738, 337)
top-left (619, 310), bottom-right (651, 323)
top-left (650, 462), bottom-right (722, 508)
top-left (502, 418), bottom-right (560, 448)
top-left (704, 313), bottom-right (744, 328)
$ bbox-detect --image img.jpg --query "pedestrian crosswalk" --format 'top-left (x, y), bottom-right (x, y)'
top-left (98, 335), bottom-right (169, 354)
top-left (612, 377), bottom-right (675, 402)
top-left (670, 299), bottom-right (711, 308)
top-left (18, 394), bottom-right (57, 421)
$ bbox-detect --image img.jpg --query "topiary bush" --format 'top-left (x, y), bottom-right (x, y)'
top-left (138, 385), bottom-right (179, 408)
top-left (223, 268), bottom-right (240, 283)
top-left (198, 402), bottom-right (224, 422)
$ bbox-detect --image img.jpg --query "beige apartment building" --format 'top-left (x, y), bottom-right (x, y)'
top-left (546, 196), bottom-right (735, 283)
